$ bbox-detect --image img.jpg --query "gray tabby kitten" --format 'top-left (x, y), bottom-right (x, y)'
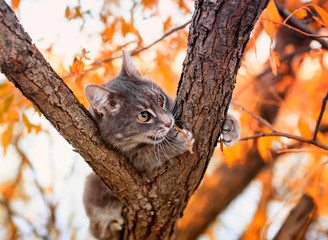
top-left (83, 49), bottom-right (240, 240)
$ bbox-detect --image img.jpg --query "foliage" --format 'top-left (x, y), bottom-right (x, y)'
top-left (1, 0), bottom-right (328, 239)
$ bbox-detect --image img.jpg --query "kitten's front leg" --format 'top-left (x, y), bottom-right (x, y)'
top-left (163, 126), bottom-right (194, 158)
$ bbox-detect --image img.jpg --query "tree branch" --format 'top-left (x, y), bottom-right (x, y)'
top-left (313, 90), bottom-right (328, 141)
top-left (0, 0), bottom-right (140, 212)
top-left (0, 0), bottom-right (269, 239)
top-left (273, 193), bottom-right (316, 240)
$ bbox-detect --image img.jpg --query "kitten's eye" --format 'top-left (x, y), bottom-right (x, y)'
top-left (138, 111), bottom-right (150, 122)
top-left (158, 95), bottom-right (164, 107)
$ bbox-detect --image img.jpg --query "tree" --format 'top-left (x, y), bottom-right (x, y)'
top-left (1, 0), bottom-right (328, 239)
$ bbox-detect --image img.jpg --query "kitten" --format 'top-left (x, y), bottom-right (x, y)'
top-left (83, 49), bottom-right (240, 240)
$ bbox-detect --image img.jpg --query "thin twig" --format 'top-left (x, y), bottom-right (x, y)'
top-left (276, 148), bottom-right (328, 155)
top-left (233, 102), bottom-right (276, 132)
top-left (313, 91), bottom-right (328, 141)
top-left (274, 0), bottom-right (328, 50)
top-left (240, 132), bottom-right (328, 150)
top-left (92, 20), bottom-right (191, 67)
top-left (260, 17), bottom-right (328, 39)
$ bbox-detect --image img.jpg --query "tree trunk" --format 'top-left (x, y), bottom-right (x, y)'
top-left (0, 0), bottom-right (268, 239)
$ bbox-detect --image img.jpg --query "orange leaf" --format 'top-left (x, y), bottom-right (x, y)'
top-left (257, 136), bottom-right (275, 161)
top-left (11, 0), bottom-right (21, 10)
top-left (311, 5), bottom-right (328, 28)
top-left (164, 16), bottom-right (173, 32)
top-left (0, 83), bottom-right (7, 89)
top-left (3, 95), bottom-right (14, 113)
top-left (2, 122), bottom-right (14, 154)
top-left (74, 6), bottom-right (83, 18)
top-left (65, 6), bottom-right (71, 20)
top-left (261, 0), bottom-right (282, 39)
top-left (223, 142), bottom-right (242, 166)
top-left (293, 8), bottom-right (309, 20)
top-left (101, 24), bottom-right (116, 42)
top-left (298, 118), bottom-right (312, 138)
top-left (121, 18), bottom-right (130, 37)
top-left (22, 113), bottom-right (33, 133)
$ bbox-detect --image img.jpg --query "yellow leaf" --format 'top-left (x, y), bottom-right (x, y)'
top-left (22, 113), bottom-right (33, 133)
top-left (2, 123), bottom-right (14, 155)
top-left (7, 110), bottom-right (19, 122)
top-left (32, 105), bottom-right (42, 117)
top-left (257, 136), bottom-right (275, 161)
top-left (0, 83), bottom-right (7, 89)
top-left (65, 6), bottom-right (71, 20)
top-left (74, 6), bottom-right (82, 18)
top-left (223, 142), bottom-right (242, 166)
top-left (261, 0), bottom-right (282, 39)
top-left (3, 95), bottom-right (14, 113)
top-left (298, 118), bottom-right (312, 138)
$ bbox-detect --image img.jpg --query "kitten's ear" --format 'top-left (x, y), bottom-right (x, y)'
top-left (84, 84), bottom-right (119, 116)
top-left (118, 48), bottom-right (143, 79)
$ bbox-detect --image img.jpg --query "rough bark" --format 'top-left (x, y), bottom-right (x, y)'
top-left (0, 0), bottom-right (268, 239)
top-left (176, 4), bottom-right (318, 238)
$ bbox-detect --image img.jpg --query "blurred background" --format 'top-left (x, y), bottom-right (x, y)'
top-left (1, 0), bottom-right (328, 239)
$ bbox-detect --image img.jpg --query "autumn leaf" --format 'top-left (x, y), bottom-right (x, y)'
top-left (293, 8), bottom-right (309, 20)
top-left (70, 57), bottom-right (85, 75)
top-left (223, 142), bottom-right (243, 166)
top-left (142, 0), bottom-right (159, 10)
top-left (2, 122), bottom-right (14, 154)
top-left (298, 118), bottom-right (312, 138)
top-left (0, 83), bottom-right (7, 89)
top-left (22, 113), bottom-right (41, 133)
top-left (121, 17), bottom-right (130, 37)
top-left (310, 4), bottom-right (328, 28)
top-left (3, 95), bottom-right (14, 113)
top-left (261, 0), bottom-right (282, 39)
top-left (65, 6), bottom-right (71, 20)
top-left (256, 134), bottom-right (279, 161)
top-left (11, 0), bottom-right (20, 10)
top-left (101, 23), bottom-right (116, 42)
top-left (164, 16), bottom-right (173, 32)
top-left (74, 6), bottom-right (83, 18)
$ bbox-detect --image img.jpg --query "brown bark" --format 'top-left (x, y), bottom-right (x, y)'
top-left (0, 0), bottom-right (268, 239)
top-left (176, 4), bottom-right (317, 238)
top-left (273, 193), bottom-right (316, 240)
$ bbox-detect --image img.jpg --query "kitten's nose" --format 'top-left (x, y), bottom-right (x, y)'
top-left (165, 120), bottom-right (173, 128)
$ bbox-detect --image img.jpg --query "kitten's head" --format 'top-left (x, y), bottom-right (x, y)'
top-left (84, 49), bottom-right (175, 152)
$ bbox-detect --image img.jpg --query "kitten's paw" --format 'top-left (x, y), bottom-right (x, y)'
top-left (177, 129), bottom-right (194, 152)
top-left (221, 114), bottom-right (240, 146)
top-left (110, 216), bottom-right (124, 231)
